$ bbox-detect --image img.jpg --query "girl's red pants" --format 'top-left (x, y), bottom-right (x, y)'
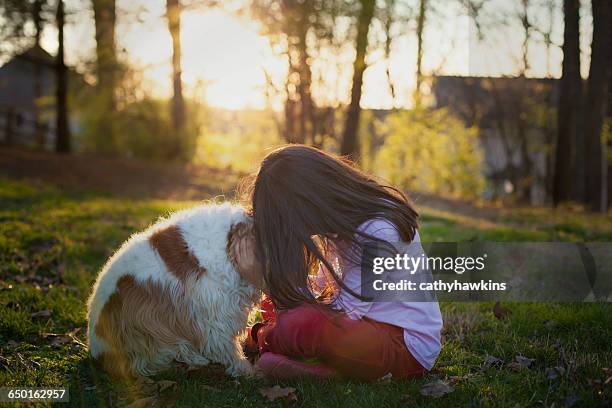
top-left (257, 304), bottom-right (427, 380)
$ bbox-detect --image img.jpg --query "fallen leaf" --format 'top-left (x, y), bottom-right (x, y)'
top-left (31, 309), bottom-right (51, 318)
top-left (199, 384), bottom-right (219, 392)
top-left (52, 336), bottom-right (73, 347)
top-left (545, 366), bottom-right (566, 380)
top-left (259, 385), bottom-right (297, 402)
top-left (493, 301), bottom-right (511, 320)
top-left (378, 372), bottom-right (393, 382)
top-left (515, 355), bottom-right (534, 367)
top-left (483, 355), bottom-right (504, 369)
top-left (543, 319), bottom-right (557, 329)
top-left (419, 380), bottom-right (454, 398)
top-left (123, 396), bottom-right (157, 408)
top-left (509, 355), bottom-right (534, 372)
top-left (156, 380), bottom-right (177, 393)
top-left (42, 328), bottom-right (86, 348)
top-left (605, 376), bottom-right (612, 385)
top-left (6, 340), bottom-right (18, 348)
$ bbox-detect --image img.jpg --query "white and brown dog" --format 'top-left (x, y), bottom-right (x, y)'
top-left (87, 203), bottom-right (263, 378)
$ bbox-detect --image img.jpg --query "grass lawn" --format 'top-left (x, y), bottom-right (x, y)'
top-left (0, 176), bottom-right (611, 407)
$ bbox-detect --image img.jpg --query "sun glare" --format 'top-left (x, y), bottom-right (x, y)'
top-left (119, 8), bottom-right (285, 110)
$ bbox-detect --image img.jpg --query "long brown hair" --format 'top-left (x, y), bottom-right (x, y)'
top-left (246, 145), bottom-right (418, 310)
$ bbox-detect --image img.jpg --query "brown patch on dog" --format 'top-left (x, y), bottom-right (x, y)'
top-left (149, 225), bottom-right (207, 282)
top-left (94, 275), bottom-right (205, 378)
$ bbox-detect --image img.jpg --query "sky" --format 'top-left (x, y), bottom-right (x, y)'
top-left (30, 0), bottom-right (594, 110)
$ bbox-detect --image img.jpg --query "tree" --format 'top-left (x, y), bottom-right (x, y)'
top-left (413, 0), bottom-right (427, 107)
top-left (32, 0), bottom-right (46, 147)
top-left (340, 0), bottom-right (375, 160)
top-left (167, 0), bottom-right (186, 142)
top-left (382, 0), bottom-right (397, 108)
top-left (584, 0), bottom-right (610, 212)
top-left (92, 0), bottom-right (117, 151)
top-left (250, 0), bottom-right (327, 145)
top-left (55, 0), bottom-right (70, 153)
top-left (553, 0), bottom-right (581, 205)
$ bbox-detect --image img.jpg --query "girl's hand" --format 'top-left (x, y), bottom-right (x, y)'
top-left (233, 230), bottom-right (266, 291)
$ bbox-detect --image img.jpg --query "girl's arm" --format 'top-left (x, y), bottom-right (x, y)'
top-left (336, 219), bottom-right (402, 319)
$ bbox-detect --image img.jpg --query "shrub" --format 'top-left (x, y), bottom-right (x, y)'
top-left (372, 108), bottom-right (485, 199)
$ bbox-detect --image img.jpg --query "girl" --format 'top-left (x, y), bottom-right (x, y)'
top-left (236, 145), bottom-right (442, 380)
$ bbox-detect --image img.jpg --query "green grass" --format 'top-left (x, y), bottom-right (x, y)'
top-left (0, 177), bottom-right (610, 407)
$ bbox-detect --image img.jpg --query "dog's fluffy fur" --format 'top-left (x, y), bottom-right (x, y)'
top-left (87, 203), bottom-right (260, 378)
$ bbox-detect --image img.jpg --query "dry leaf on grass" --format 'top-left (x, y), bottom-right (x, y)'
top-left (31, 309), bottom-right (51, 318)
top-left (420, 380), bottom-right (454, 398)
top-left (6, 340), bottom-right (18, 348)
top-left (508, 355), bottom-right (534, 372)
top-left (156, 380), bottom-right (177, 393)
top-left (493, 301), bottom-right (511, 320)
top-left (259, 385), bottom-right (297, 402)
top-left (42, 328), bottom-right (86, 348)
top-left (378, 372), bottom-right (393, 382)
top-left (483, 355), bottom-right (504, 369)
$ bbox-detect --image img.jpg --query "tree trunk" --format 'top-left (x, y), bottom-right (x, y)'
top-left (92, 0), bottom-right (117, 151)
top-left (552, 0), bottom-right (580, 205)
top-left (93, 0), bottom-right (116, 103)
top-left (167, 0), bottom-right (185, 141)
top-left (283, 46), bottom-right (301, 144)
top-left (340, 0), bottom-right (375, 160)
top-left (55, 0), bottom-right (70, 153)
top-left (414, 0), bottom-right (426, 107)
top-left (33, 0), bottom-right (44, 148)
top-left (296, 18), bottom-right (314, 146)
top-left (517, 1), bottom-right (532, 201)
top-left (520, 0), bottom-right (530, 75)
top-left (384, 0), bottom-right (396, 108)
top-left (584, 0), bottom-right (610, 212)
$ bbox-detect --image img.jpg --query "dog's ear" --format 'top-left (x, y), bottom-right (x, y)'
top-left (227, 221), bottom-right (265, 291)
